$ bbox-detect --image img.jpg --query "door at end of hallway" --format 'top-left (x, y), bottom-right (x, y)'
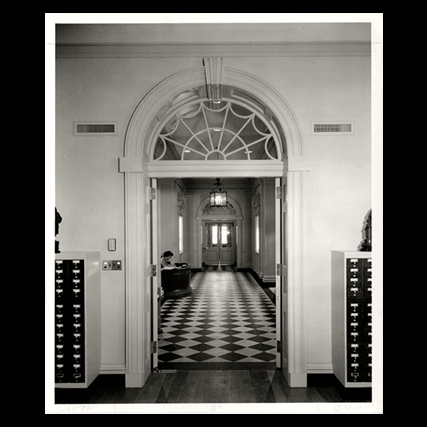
top-left (203, 222), bottom-right (235, 266)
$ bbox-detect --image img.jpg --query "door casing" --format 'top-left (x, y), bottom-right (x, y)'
top-left (203, 221), bottom-right (236, 266)
top-left (120, 65), bottom-right (307, 388)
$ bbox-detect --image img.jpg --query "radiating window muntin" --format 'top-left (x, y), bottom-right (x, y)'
top-left (152, 97), bottom-right (282, 161)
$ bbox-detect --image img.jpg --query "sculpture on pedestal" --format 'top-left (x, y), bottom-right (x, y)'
top-left (55, 208), bottom-right (62, 253)
top-left (358, 208), bottom-right (372, 251)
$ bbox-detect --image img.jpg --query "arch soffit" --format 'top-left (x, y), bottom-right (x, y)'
top-left (124, 66), bottom-right (303, 159)
top-left (195, 194), bottom-right (243, 219)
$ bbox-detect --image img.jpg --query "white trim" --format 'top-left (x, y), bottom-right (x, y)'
top-left (119, 157), bottom-right (147, 173)
top-left (284, 372), bottom-right (308, 388)
top-left (151, 178), bottom-right (159, 369)
top-left (56, 42), bottom-right (371, 59)
top-left (124, 66), bottom-right (303, 158)
top-left (148, 160), bottom-right (284, 177)
top-left (275, 177), bottom-right (282, 369)
top-left (306, 363), bottom-right (334, 374)
top-left (125, 373), bottom-right (145, 388)
top-left (100, 364), bottom-right (126, 375)
top-left (124, 172), bottom-right (152, 389)
top-left (262, 275), bottom-right (276, 283)
top-left (152, 97), bottom-right (282, 162)
top-left (285, 171), bottom-right (307, 387)
top-left (121, 66), bottom-right (307, 388)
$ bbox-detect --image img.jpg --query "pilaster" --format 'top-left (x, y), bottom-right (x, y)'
top-left (284, 169), bottom-right (307, 387)
top-left (124, 171), bottom-right (151, 388)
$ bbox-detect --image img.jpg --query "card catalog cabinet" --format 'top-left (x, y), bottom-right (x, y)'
top-left (331, 251), bottom-right (372, 388)
top-left (55, 252), bottom-right (100, 388)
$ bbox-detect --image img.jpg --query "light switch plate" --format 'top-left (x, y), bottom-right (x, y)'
top-left (102, 260), bottom-right (122, 270)
top-left (102, 260), bottom-right (112, 270)
top-left (108, 238), bottom-right (116, 251)
top-left (111, 260), bottom-right (122, 270)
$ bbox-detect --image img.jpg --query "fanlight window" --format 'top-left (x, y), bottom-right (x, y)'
top-left (153, 99), bottom-right (280, 161)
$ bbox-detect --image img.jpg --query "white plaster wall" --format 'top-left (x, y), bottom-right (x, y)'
top-left (55, 57), bottom-right (201, 370)
top-left (227, 55), bottom-right (371, 369)
top-left (55, 40), bottom-right (371, 372)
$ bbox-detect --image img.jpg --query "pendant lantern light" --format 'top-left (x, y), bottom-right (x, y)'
top-left (209, 178), bottom-right (227, 207)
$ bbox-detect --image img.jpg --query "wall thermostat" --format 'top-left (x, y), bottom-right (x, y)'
top-left (108, 238), bottom-right (116, 251)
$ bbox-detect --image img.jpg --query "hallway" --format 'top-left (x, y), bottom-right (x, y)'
top-left (158, 266), bottom-right (276, 369)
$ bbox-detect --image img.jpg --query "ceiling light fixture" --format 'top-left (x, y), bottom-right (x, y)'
top-left (209, 178), bottom-right (227, 207)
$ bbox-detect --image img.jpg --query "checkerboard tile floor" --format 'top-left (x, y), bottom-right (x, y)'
top-left (158, 266), bottom-right (276, 367)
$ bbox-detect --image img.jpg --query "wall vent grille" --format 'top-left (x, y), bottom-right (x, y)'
top-left (311, 122), bottom-right (354, 135)
top-left (73, 122), bottom-right (117, 136)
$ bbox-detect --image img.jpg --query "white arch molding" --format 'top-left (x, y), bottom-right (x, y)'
top-left (119, 66), bottom-right (307, 388)
top-left (123, 66), bottom-right (303, 159)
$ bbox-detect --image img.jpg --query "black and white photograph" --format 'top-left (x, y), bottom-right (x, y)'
top-left (46, 13), bottom-right (383, 414)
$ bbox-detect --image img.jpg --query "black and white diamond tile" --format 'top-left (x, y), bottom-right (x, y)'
top-left (158, 267), bottom-right (276, 366)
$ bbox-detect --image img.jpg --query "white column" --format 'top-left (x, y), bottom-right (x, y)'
top-left (284, 170), bottom-right (307, 387)
top-left (123, 171), bottom-right (152, 388)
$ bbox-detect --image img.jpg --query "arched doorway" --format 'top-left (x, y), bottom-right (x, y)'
top-left (119, 62), bottom-right (307, 388)
top-left (195, 195), bottom-right (243, 268)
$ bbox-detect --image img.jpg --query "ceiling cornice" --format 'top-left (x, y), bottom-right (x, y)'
top-left (56, 41), bottom-right (371, 58)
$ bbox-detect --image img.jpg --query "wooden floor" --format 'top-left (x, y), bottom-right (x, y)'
top-left (55, 372), bottom-right (371, 406)
top-left (53, 267), bottom-right (373, 411)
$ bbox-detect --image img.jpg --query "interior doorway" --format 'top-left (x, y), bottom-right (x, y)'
top-left (121, 65), bottom-right (306, 388)
top-left (154, 176), bottom-right (280, 372)
top-left (203, 221), bottom-right (235, 266)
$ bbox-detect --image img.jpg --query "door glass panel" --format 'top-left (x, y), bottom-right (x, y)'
top-left (211, 225), bottom-right (218, 246)
top-left (205, 222), bottom-right (234, 265)
top-left (221, 225), bottom-right (227, 245)
top-left (221, 224), bottom-right (232, 247)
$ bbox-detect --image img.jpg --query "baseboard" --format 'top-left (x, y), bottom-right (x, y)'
top-left (100, 363), bottom-right (332, 378)
top-left (100, 364), bottom-right (126, 375)
top-left (283, 371), bottom-right (307, 388)
top-left (306, 363), bottom-right (333, 374)
top-left (247, 269), bottom-right (275, 287)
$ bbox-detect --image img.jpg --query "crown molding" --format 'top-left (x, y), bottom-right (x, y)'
top-left (56, 41), bottom-right (371, 58)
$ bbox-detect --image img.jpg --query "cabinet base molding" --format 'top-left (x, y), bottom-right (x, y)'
top-left (306, 363), bottom-right (333, 374)
top-left (100, 364), bottom-right (126, 375)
